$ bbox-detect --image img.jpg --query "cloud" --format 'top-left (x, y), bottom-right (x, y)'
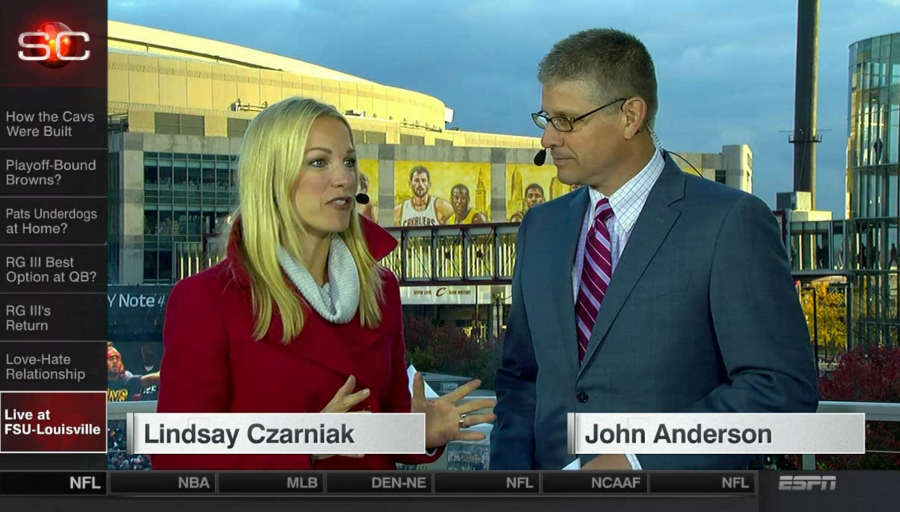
top-left (106, 0), bottom-right (900, 216)
top-left (865, 0), bottom-right (900, 7)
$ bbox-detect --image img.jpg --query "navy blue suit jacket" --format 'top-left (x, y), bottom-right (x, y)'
top-left (490, 155), bottom-right (819, 470)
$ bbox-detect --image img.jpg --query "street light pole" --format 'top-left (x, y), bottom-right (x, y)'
top-left (803, 285), bottom-right (820, 376)
top-left (812, 288), bottom-right (819, 375)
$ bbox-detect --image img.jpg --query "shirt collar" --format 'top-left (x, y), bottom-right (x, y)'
top-left (587, 150), bottom-right (666, 231)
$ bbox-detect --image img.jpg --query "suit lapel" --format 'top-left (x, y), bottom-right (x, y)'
top-left (548, 188), bottom-right (590, 376)
top-left (577, 157), bottom-right (686, 379)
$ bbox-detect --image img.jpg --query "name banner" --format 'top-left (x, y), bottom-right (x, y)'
top-left (127, 413), bottom-right (426, 455)
top-left (567, 413), bottom-right (865, 454)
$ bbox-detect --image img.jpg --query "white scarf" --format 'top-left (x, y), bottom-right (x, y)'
top-left (276, 236), bottom-right (360, 324)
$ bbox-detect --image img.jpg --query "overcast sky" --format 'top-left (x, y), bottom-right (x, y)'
top-left (109, 0), bottom-right (900, 217)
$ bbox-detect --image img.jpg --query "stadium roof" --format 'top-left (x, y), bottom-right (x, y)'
top-left (108, 20), bottom-right (376, 85)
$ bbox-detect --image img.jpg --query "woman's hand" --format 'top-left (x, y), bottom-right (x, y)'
top-left (410, 372), bottom-right (497, 449)
top-left (312, 375), bottom-right (369, 462)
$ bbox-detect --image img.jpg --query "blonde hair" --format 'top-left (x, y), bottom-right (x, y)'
top-left (230, 97), bottom-right (384, 342)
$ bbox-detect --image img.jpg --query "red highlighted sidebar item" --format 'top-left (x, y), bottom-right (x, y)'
top-left (0, 391), bottom-right (105, 452)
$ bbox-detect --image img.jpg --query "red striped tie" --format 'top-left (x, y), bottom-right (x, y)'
top-left (575, 198), bottom-right (614, 363)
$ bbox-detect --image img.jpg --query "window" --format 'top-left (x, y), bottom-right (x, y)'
top-left (159, 251), bottom-right (173, 282)
top-left (173, 157), bottom-right (187, 191)
top-left (366, 131), bottom-right (387, 144)
top-left (155, 113), bottom-right (205, 136)
top-left (144, 154), bottom-right (158, 187)
top-left (400, 134), bottom-right (425, 145)
top-left (715, 169), bottom-right (727, 184)
top-left (188, 157), bottom-right (201, 191)
top-left (158, 155), bottom-right (173, 190)
top-left (349, 130), bottom-right (388, 144)
top-left (435, 138), bottom-right (454, 147)
top-left (155, 113), bottom-right (179, 135)
top-left (143, 250), bottom-right (161, 282)
top-left (180, 114), bottom-right (204, 136)
top-left (227, 118), bottom-right (250, 138)
top-left (143, 209), bottom-right (158, 235)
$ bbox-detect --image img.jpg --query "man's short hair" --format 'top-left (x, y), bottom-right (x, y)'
top-left (538, 28), bottom-right (658, 130)
top-left (451, 183), bottom-right (469, 195)
top-left (410, 166), bottom-right (431, 182)
top-left (525, 183), bottom-right (544, 196)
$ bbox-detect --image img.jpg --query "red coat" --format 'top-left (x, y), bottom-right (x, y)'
top-left (152, 216), bottom-right (442, 470)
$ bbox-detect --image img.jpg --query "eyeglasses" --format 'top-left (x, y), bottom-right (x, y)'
top-left (531, 98), bottom-right (627, 132)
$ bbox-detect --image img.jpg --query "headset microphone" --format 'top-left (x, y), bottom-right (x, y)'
top-left (355, 193), bottom-right (370, 204)
top-left (533, 149), bottom-right (547, 166)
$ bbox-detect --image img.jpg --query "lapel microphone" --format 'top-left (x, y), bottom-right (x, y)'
top-left (355, 193), bottom-right (370, 205)
top-left (533, 148), bottom-right (547, 166)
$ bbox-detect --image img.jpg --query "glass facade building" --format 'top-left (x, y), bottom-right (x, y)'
top-left (847, 33), bottom-right (900, 347)
top-left (140, 152), bottom-right (238, 283)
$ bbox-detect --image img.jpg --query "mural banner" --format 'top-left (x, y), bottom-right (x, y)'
top-left (357, 159), bottom-right (379, 223)
top-left (394, 161), bottom-right (490, 226)
top-left (506, 163), bottom-right (578, 222)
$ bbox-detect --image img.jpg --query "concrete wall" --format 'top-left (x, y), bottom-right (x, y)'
top-left (672, 145), bottom-right (753, 194)
top-left (722, 144), bottom-right (753, 193)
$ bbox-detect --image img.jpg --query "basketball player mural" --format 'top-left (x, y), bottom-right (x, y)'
top-left (394, 165), bottom-right (454, 226)
top-left (508, 183), bottom-right (546, 223)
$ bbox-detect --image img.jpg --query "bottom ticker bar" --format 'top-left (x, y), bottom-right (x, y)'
top-left (110, 472), bottom-right (216, 494)
top-left (0, 471), bottom-right (107, 495)
top-left (435, 472), bottom-right (539, 493)
top-left (218, 472), bottom-right (324, 494)
top-left (543, 472), bottom-right (648, 494)
top-left (327, 472), bottom-right (433, 494)
top-left (650, 472), bottom-right (756, 494)
top-left (0, 470), bottom-right (760, 496)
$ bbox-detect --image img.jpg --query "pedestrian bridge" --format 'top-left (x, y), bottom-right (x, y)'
top-left (383, 224), bottom-right (520, 286)
top-left (383, 218), bottom-right (848, 285)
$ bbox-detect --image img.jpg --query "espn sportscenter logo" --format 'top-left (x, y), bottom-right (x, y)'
top-left (17, 21), bottom-right (90, 68)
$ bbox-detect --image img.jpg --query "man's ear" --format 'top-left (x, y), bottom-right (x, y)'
top-left (621, 97), bottom-right (648, 140)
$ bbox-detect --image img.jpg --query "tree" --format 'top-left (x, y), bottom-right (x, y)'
top-left (402, 315), bottom-right (500, 389)
top-left (801, 282), bottom-right (847, 358)
top-left (786, 346), bottom-right (900, 470)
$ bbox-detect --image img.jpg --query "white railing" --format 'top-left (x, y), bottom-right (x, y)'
top-left (802, 400), bottom-right (900, 470)
top-left (107, 400), bottom-right (157, 420)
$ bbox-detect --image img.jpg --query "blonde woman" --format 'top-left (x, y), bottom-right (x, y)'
top-left (154, 98), bottom-right (495, 470)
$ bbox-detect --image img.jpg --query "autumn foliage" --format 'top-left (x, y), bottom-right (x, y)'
top-left (402, 314), bottom-right (500, 389)
top-left (786, 346), bottom-right (900, 469)
top-left (800, 281), bottom-right (847, 355)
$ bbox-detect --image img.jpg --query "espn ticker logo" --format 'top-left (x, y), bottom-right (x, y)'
top-left (779, 475), bottom-right (837, 491)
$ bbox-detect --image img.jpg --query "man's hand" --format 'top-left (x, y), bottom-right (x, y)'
top-left (581, 454), bottom-right (633, 470)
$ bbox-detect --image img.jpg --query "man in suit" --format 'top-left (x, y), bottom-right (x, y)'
top-left (490, 28), bottom-right (819, 470)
